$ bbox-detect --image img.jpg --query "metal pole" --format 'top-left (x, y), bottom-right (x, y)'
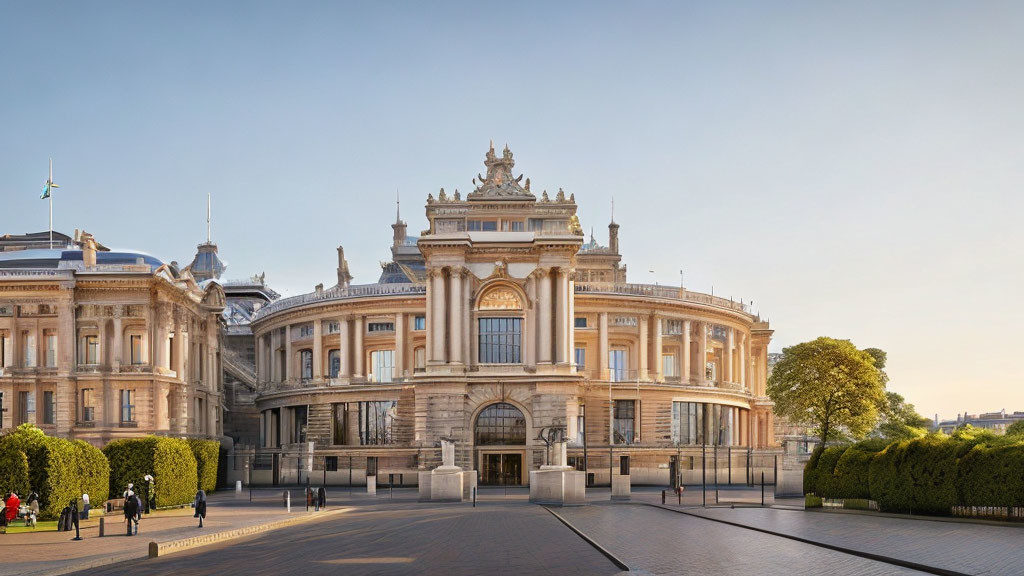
top-left (728, 445), bottom-right (732, 485)
top-left (701, 443), bottom-right (706, 507)
top-left (714, 445), bottom-right (719, 504)
top-left (349, 456), bottom-right (353, 496)
top-left (323, 455), bottom-right (326, 487)
top-left (761, 471), bottom-right (765, 506)
top-left (582, 406), bottom-right (588, 484)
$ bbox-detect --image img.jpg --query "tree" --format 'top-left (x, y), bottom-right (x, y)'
top-left (1005, 420), bottom-right (1024, 438)
top-left (767, 337), bottom-right (885, 445)
top-left (862, 347), bottom-right (889, 387)
top-left (874, 391), bottom-right (931, 440)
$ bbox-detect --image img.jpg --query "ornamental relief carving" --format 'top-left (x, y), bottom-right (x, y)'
top-left (477, 287), bottom-right (523, 310)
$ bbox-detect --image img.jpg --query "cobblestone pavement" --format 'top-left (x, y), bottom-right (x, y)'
top-left (686, 506), bottom-right (1024, 576)
top-left (555, 504), bottom-right (927, 575)
top-left (75, 502), bottom-right (622, 576)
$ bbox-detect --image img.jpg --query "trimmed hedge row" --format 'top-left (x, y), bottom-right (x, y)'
top-left (104, 437), bottom-right (198, 507)
top-left (0, 424), bottom-right (109, 519)
top-left (805, 429), bottom-right (1024, 515)
top-left (188, 439), bottom-right (220, 493)
top-left (0, 442), bottom-right (31, 497)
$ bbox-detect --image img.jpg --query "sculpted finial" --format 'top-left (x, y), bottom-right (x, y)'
top-left (453, 189), bottom-right (461, 201)
top-left (439, 187), bottom-right (448, 202)
top-left (541, 190), bottom-right (549, 202)
top-left (427, 193), bottom-right (434, 204)
top-left (556, 188), bottom-right (566, 202)
top-left (569, 193), bottom-right (575, 203)
top-left (525, 178), bottom-right (531, 191)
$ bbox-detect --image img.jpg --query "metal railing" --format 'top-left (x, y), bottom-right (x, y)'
top-left (254, 283), bottom-right (426, 321)
top-left (574, 282), bottom-right (750, 313)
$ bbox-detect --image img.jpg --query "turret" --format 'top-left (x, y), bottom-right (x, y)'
top-left (608, 220), bottom-right (620, 254)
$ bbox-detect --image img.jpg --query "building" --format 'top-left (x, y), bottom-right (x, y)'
top-left (936, 409), bottom-right (1024, 435)
top-left (249, 144), bottom-right (776, 487)
top-left (0, 230), bottom-right (226, 445)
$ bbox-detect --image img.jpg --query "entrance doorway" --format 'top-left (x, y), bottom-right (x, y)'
top-left (481, 453), bottom-right (522, 486)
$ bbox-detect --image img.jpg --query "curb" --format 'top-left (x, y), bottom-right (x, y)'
top-left (542, 506), bottom-right (630, 572)
top-left (639, 503), bottom-right (969, 576)
top-left (149, 507), bottom-right (349, 558)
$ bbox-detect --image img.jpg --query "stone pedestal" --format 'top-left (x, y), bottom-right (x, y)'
top-left (429, 466), bottom-right (464, 502)
top-left (366, 475), bottom-right (377, 496)
top-left (418, 471), bottom-right (432, 501)
top-left (611, 473), bottom-right (631, 500)
top-left (462, 471), bottom-right (477, 500)
top-left (529, 467), bottom-right (585, 506)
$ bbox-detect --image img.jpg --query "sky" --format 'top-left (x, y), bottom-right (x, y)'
top-left (1, 1), bottom-right (1022, 420)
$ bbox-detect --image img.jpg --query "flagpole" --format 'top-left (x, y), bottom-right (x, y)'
top-left (49, 158), bottom-right (53, 248)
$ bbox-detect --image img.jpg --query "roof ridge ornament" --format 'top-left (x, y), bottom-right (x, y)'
top-left (467, 141), bottom-right (535, 200)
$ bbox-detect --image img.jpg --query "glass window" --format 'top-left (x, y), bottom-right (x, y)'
top-left (328, 350), bottom-right (341, 378)
top-left (332, 403), bottom-right (347, 445)
top-left (82, 388), bottom-right (95, 422)
top-left (292, 405), bottom-right (308, 443)
top-left (83, 335), bottom-right (99, 364)
top-left (478, 318), bottom-right (521, 364)
top-left (414, 347), bottom-right (426, 369)
top-left (120, 389), bottom-right (134, 423)
top-left (574, 347), bottom-right (586, 371)
top-left (663, 353), bottom-right (677, 377)
top-left (413, 316), bottom-right (426, 331)
top-left (663, 320), bottom-right (683, 335)
top-left (574, 317), bottom-right (587, 328)
top-left (475, 402), bottom-right (526, 445)
top-left (671, 402), bottom-right (700, 445)
top-left (613, 400), bottom-right (635, 445)
top-left (326, 321), bottom-right (340, 334)
top-left (0, 333), bottom-right (7, 367)
top-left (468, 220), bottom-right (498, 231)
top-left (370, 350), bottom-right (394, 382)
top-left (298, 324), bottom-right (314, 338)
top-left (501, 220), bottom-right (524, 231)
top-left (130, 335), bottom-right (143, 365)
top-left (706, 361), bottom-right (716, 382)
top-left (300, 350), bottom-right (313, 380)
top-left (20, 391), bottom-right (35, 424)
top-left (23, 332), bottom-right (36, 367)
top-left (358, 401), bottom-right (397, 445)
top-left (576, 404), bottom-right (585, 445)
top-left (43, 390), bottom-right (55, 424)
top-left (609, 349), bottom-right (627, 382)
top-left (367, 322), bottom-right (395, 332)
top-left (45, 333), bottom-right (57, 368)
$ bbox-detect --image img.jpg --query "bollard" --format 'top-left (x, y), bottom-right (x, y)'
top-left (662, 490), bottom-right (666, 505)
top-left (235, 480), bottom-right (242, 493)
top-left (286, 490), bottom-right (291, 513)
top-left (99, 517), bottom-right (104, 537)
top-left (761, 472), bottom-right (765, 507)
top-left (472, 486), bottom-right (477, 508)
top-left (678, 488), bottom-right (682, 506)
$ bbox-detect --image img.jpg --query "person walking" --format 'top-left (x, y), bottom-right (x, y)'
top-left (27, 492), bottom-right (39, 528)
top-left (81, 493), bottom-right (90, 520)
top-left (193, 490), bottom-right (207, 528)
top-left (123, 491), bottom-right (138, 536)
top-left (317, 486), bottom-right (326, 511)
top-left (5, 492), bottom-right (20, 527)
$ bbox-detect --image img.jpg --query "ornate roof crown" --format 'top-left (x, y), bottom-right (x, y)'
top-left (467, 141), bottom-right (535, 201)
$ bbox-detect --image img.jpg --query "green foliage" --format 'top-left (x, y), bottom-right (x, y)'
top-left (868, 436), bottom-right (959, 514)
top-left (842, 498), bottom-right (872, 510)
top-left (1006, 420), bottom-right (1024, 438)
top-left (874, 392), bottom-right (930, 441)
top-left (805, 494), bottom-right (823, 508)
top-left (187, 439), bottom-right (220, 493)
top-left (829, 439), bottom-right (888, 499)
top-left (956, 442), bottom-right (1024, 507)
top-left (768, 337), bottom-right (885, 444)
top-left (104, 437), bottom-right (198, 507)
top-left (0, 443), bottom-right (30, 496)
top-left (0, 425), bottom-right (108, 519)
top-left (862, 347), bottom-right (889, 387)
top-left (812, 446), bottom-right (848, 498)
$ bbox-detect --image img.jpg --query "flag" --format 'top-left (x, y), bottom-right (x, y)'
top-left (41, 180), bottom-right (58, 199)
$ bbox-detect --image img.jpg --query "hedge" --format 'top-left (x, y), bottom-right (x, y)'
top-left (0, 443), bottom-right (30, 497)
top-left (956, 444), bottom-right (1024, 507)
top-left (804, 445), bottom-right (846, 497)
top-left (827, 439), bottom-right (888, 500)
top-left (104, 437), bottom-right (197, 507)
top-left (188, 439), bottom-right (220, 493)
top-left (0, 424), bottom-right (109, 519)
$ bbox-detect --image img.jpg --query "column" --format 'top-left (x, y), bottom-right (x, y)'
top-left (254, 334), bottom-right (262, 382)
top-left (270, 329), bottom-right (280, 382)
top-left (561, 266), bottom-right (569, 360)
top-left (312, 319), bottom-right (323, 379)
top-left (682, 320), bottom-right (691, 383)
top-left (59, 302), bottom-right (75, 371)
top-left (395, 313), bottom-right (405, 377)
top-left (174, 318), bottom-right (186, 381)
top-left (739, 333), bottom-right (747, 389)
top-left (598, 312), bottom-right (609, 380)
top-left (638, 316), bottom-right (648, 380)
top-left (284, 324), bottom-right (292, 381)
top-left (725, 328), bottom-right (734, 384)
top-left (339, 317), bottom-right (351, 378)
top-left (568, 270), bottom-right (575, 372)
top-left (525, 275), bottom-right (536, 368)
top-left (98, 319), bottom-right (108, 368)
top-left (537, 270), bottom-right (552, 364)
top-left (450, 268), bottom-right (463, 365)
top-left (353, 316), bottom-right (364, 377)
top-left (430, 270), bottom-right (446, 363)
top-left (697, 322), bottom-right (707, 384)
top-left (653, 316), bottom-right (663, 382)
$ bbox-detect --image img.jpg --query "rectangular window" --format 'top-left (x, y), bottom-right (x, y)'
top-left (501, 220), bottom-right (524, 231)
top-left (574, 317), bottom-right (587, 328)
top-left (413, 316), bottom-right (426, 331)
top-left (366, 456), bottom-right (378, 477)
top-left (359, 401), bottom-right (397, 445)
top-left (609, 349), bottom-right (627, 382)
top-left (663, 353), bottom-right (677, 377)
top-left (45, 333), bottom-right (57, 368)
top-left (467, 220), bottom-right (498, 231)
top-left (706, 361), bottom-right (716, 382)
top-left (325, 456), bottom-right (338, 472)
top-left (84, 335), bottom-right (99, 364)
top-left (671, 401), bottom-right (700, 445)
top-left (574, 347), bottom-right (586, 371)
top-left (619, 455), bottom-right (631, 476)
top-left (370, 350), bottom-right (394, 383)
top-left (663, 320), bottom-right (683, 335)
top-left (478, 318), bottom-right (522, 364)
top-left (120, 389), bottom-right (135, 423)
top-left (576, 403), bottom-right (585, 445)
top-left (0, 333), bottom-right (6, 367)
top-left (130, 335), bottom-right (143, 365)
top-left (613, 400), bottom-right (635, 445)
top-left (292, 405), bottom-right (308, 443)
top-left (332, 403), bottom-right (348, 445)
top-left (297, 324), bottom-right (314, 338)
top-left (82, 389), bottom-right (95, 422)
top-left (43, 390), bottom-right (55, 424)
top-left (23, 332), bottom-right (36, 367)
top-left (20, 391), bottom-right (35, 424)
top-left (326, 321), bottom-right (340, 334)
top-left (527, 219), bottom-right (543, 231)
top-left (367, 322), bottom-right (395, 333)
top-left (612, 316), bottom-right (637, 327)
top-left (300, 350), bottom-right (313, 380)
top-left (414, 347), bottom-right (426, 369)
top-left (328, 350), bottom-right (341, 378)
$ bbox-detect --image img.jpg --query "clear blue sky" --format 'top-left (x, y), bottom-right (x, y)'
top-left (2, 1), bottom-right (1022, 419)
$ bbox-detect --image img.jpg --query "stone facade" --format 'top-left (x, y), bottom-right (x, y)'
top-left (0, 232), bottom-right (226, 445)
top-left (251, 144), bottom-right (777, 486)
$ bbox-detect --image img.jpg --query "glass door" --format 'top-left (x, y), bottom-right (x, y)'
top-left (481, 453), bottom-right (522, 486)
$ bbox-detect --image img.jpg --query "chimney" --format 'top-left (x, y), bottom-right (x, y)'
top-left (608, 220), bottom-right (620, 254)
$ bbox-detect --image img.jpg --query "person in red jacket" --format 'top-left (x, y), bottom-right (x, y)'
top-left (5, 492), bottom-right (20, 524)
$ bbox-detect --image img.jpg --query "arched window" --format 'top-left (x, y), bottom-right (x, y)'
top-left (475, 402), bottom-right (526, 445)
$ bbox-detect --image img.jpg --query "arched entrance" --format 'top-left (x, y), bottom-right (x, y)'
top-left (475, 402), bottom-right (526, 486)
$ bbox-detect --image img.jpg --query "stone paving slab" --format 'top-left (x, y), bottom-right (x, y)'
top-left (556, 503), bottom-right (927, 575)
top-left (686, 506), bottom-right (1024, 576)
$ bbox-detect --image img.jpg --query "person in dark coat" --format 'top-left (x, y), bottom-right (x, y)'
top-left (123, 492), bottom-right (139, 536)
top-left (317, 486), bottom-right (326, 511)
top-left (193, 490), bottom-right (207, 528)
